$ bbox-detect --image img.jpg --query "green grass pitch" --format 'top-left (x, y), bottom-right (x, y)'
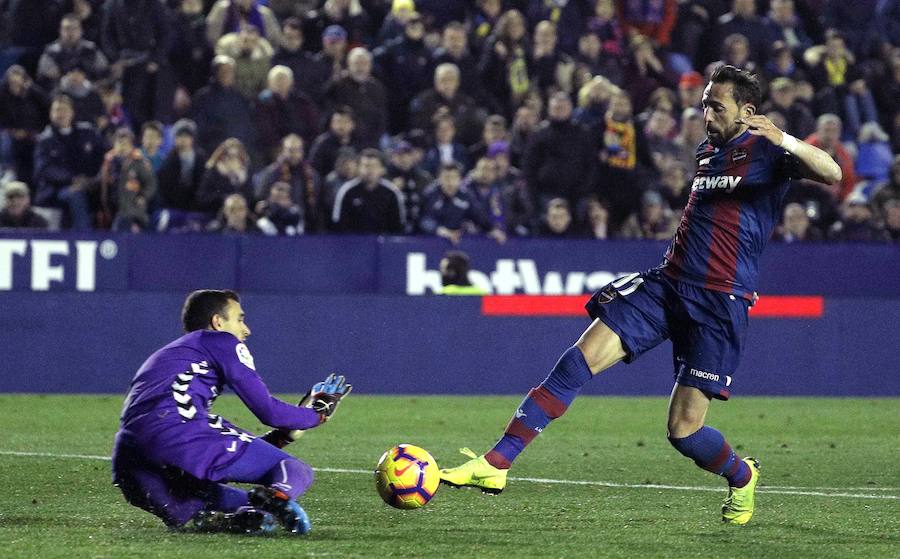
top-left (1, 394), bottom-right (898, 558)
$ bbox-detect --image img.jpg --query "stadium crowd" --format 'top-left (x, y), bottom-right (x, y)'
top-left (0, 0), bottom-right (898, 242)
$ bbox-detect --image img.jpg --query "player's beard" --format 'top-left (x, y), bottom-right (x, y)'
top-left (707, 121), bottom-right (739, 147)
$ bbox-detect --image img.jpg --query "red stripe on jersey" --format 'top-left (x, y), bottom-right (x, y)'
top-left (529, 386), bottom-right (568, 419)
top-left (704, 196), bottom-right (742, 290)
top-left (702, 136), bottom-right (757, 289)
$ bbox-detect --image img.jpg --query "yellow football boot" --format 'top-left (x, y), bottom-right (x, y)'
top-left (439, 448), bottom-right (508, 494)
top-left (722, 457), bottom-right (761, 525)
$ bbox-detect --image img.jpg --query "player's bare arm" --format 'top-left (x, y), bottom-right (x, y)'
top-left (737, 115), bottom-right (843, 185)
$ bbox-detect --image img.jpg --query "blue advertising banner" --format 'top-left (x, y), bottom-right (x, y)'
top-left (1, 232), bottom-right (898, 296)
top-left (2, 292), bottom-right (898, 396)
top-left (239, 235), bottom-right (379, 293)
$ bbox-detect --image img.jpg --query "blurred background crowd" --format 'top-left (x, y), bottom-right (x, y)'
top-left (0, 0), bottom-right (898, 243)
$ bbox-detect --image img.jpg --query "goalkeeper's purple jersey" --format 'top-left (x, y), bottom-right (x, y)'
top-left (661, 131), bottom-right (796, 300)
top-left (116, 330), bottom-right (319, 479)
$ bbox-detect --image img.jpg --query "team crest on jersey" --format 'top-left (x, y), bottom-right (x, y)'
top-left (731, 148), bottom-right (748, 163)
top-left (235, 343), bottom-right (256, 370)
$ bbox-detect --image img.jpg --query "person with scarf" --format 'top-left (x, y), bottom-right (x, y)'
top-left (206, 0), bottom-right (282, 48)
top-left (253, 134), bottom-right (324, 233)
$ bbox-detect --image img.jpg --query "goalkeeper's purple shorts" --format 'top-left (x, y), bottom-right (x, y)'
top-left (112, 431), bottom-right (312, 527)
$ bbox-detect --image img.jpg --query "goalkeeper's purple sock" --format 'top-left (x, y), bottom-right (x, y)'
top-left (486, 347), bottom-right (593, 469)
top-left (668, 426), bottom-right (752, 487)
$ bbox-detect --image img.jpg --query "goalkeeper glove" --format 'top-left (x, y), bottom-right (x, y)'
top-left (261, 373), bottom-right (352, 448)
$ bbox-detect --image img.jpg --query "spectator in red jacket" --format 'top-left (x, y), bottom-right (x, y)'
top-left (805, 113), bottom-right (858, 202)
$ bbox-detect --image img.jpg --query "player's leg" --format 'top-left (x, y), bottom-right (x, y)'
top-left (666, 384), bottom-right (751, 484)
top-left (216, 437), bottom-right (314, 534)
top-left (113, 446), bottom-right (274, 534)
top-left (484, 318), bottom-right (626, 469)
top-left (441, 272), bottom-right (670, 492)
top-left (665, 286), bottom-right (760, 524)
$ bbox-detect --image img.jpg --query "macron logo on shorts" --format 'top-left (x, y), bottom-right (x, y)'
top-left (689, 368), bottom-right (732, 386)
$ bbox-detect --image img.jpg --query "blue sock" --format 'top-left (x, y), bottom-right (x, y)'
top-left (668, 426), bottom-right (751, 487)
top-left (487, 347), bottom-right (593, 468)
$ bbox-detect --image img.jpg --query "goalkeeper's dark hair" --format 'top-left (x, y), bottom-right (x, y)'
top-left (182, 289), bottom-right (240, 332)
top-left (709, 64), bottom-right (761, 110)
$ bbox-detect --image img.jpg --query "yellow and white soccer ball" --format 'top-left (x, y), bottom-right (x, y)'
top-left (374, 444), bottom-right (440, 509)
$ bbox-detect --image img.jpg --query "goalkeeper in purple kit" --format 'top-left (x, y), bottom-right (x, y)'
top-left (112, 289), bottom-right (352, 534)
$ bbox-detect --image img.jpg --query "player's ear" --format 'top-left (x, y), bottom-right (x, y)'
top-left (742, 104), bottom-right (757, 118)
top-left (210, 313), bottom-right (222, 331)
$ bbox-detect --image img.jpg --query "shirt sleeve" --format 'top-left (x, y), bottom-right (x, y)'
top-left (765, 137), bottom-right (801, 181)
top-left (204, 332), bottom-right (321, 430)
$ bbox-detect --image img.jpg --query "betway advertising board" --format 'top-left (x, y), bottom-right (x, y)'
top-left (1, 233), bottom-right (898, 297)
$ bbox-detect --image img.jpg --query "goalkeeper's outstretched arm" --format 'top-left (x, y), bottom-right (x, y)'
top-left (261, 373), bottom-right (353, 448)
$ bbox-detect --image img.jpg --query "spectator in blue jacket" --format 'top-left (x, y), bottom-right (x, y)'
top-left (419, 161), bottom-right (493, 245)
top-left (373, 12), bottom-right (432, 135)
top-left (192, 56), bottom-right (256, 157)
top-left (33, 94), bottom-right (104, 229)
top-left (423, 114), bottom-right (469, 176)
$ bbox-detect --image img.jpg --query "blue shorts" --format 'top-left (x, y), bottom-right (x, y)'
top-left (585, 268), bottom-right (751, 400)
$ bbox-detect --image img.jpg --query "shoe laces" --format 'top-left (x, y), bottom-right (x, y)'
top-left (459, 447), bottom-right (478, 459)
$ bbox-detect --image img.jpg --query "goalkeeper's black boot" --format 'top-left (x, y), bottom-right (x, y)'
top-left (190, 506), bottom-right (277, 535)
top-left (248, 486), bottom-right (312, 534)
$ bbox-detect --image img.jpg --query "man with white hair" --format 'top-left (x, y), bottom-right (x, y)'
top-left (804, 113), bottom-right (857, 201)
top-left (254, 65), bottom-right (319, 159)
top-left (409, 62), bottom-right (483, 144)
top-left (323, 47), bottom-right (387, 148)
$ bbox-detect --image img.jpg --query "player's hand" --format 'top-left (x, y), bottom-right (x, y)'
top-left (736, 115), bottom-right (783, 145)
top-left (302, 373), bottom-right (353, 421)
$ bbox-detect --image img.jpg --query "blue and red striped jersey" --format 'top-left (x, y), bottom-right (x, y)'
top-left (661, 131), bottom-right (797, 299)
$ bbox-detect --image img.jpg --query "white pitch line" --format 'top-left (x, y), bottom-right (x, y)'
top-left (3, 451), bottom-right (898, 501)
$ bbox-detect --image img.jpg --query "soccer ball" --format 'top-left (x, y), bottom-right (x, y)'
top-left (374, 444), bottom-right (440, 509)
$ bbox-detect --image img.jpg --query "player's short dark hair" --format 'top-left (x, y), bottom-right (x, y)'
top-left (441, 250), bottom-right (471, 287)
top-left (709, 64), bottom-right (761, 109)
top-left (182, 290), bottom-right (240, 332)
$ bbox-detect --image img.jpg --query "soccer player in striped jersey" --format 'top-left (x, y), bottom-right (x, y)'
top-left (112, 290), bottom-right (351, 534)
top-left (440, 65), bottom-right (842, 525)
